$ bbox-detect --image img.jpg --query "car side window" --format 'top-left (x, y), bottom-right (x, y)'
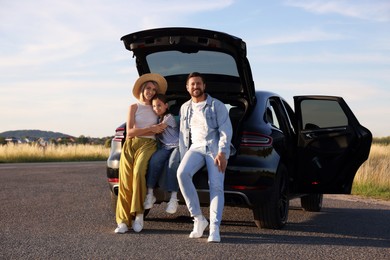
top-left (281, 100), bottom-right (297, 134)
top-left (266, 97), bottom-right (297, 138)
top-left (266, 105), bottom-right (280, 129)
top-left (300, 100), bottom-right (348, 129)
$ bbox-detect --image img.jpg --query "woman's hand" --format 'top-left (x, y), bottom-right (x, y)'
top-left (151, 122), bottom-right (167, 134)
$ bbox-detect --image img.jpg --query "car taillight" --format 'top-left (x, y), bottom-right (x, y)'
top-left (240, 131), bottom-right (272, 147)
top-left (230, 185), bottom-right (268, 190)
top-left (108, 178), bottom-right (119, 183)
top-left (113, 127), bottom-right (125, 142)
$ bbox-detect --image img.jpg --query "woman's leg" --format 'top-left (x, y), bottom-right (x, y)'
top-left (130, 138), bottom-right (157, 215)
top-left (115, 139), bottom-right (134, 227)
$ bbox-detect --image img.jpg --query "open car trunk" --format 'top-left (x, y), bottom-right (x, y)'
top-left (120, 27), bottom-right (256, 149)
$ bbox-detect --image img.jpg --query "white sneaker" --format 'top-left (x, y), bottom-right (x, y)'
top-left (143, 194), bottom-right (156, 210)
top-left (132, 215), bottom-right (144, 233)
top-left (114, 223), bottom-right (128, 234)
top-left (189, 216), bottom-right (208, 238)
top-left (208, 225), bottom-right (221, 243)
top-left (165, 198), bottom-right (178, 214)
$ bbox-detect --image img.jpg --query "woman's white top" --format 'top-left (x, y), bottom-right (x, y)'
top-left (134, 103), bottom-right (158, 139)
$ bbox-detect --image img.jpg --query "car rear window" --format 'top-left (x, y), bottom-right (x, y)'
top-left (146, 50), bottom-right (239, 77)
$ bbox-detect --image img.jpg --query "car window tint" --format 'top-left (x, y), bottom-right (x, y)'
top-left (301, 100), bottom-right (348, 129)
top-left (146, 51), bottom-right (239, 77)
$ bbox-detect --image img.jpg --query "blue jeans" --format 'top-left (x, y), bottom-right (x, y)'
top-left (177, 146), bottom-right (225, 227)
top-left (147, 147), bottom-right (180, 192)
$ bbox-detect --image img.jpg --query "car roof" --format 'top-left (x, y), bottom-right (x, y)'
top-left (120, 27), bottom-right (256, 106)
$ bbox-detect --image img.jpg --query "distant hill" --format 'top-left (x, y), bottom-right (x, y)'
top-left (0, 130), bottom-right (74, 139)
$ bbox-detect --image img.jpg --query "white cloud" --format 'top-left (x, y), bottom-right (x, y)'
top-left (252, 28), bottom-right (344, 46)
top-left (0, 0), bottom-right (389, 137)
top-left (250, 51), bottom-right (390, 64)
top-left (270, 80), bottom-right (384, 101)
top-left (285, 0), bottom-right (390, 22)
top-left (0, 0), bottom-right (234, 70)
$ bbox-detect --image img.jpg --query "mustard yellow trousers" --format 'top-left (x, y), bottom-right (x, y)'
top-left (116, 137), bottom-right (157, 226)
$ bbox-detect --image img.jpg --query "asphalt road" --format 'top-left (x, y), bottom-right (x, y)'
top-left (0, 162), bottom-right (389, 259)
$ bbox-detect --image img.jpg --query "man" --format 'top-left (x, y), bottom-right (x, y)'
top-left (177, 72), bottom-right (233, 243)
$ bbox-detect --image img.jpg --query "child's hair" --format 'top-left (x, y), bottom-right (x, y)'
top-left (153, 93), bottom-right (168, 103)
top-left (152, 94), bottom-right (169, 117)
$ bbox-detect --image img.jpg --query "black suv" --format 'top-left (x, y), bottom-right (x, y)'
top-left (107, 27), bottom-right (372, 229)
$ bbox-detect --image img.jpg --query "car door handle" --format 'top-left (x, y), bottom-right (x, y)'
top-left (305, 133), bottom-right (316, 139)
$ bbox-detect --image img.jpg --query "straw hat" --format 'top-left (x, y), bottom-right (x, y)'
top-left (132, 73), bottom-right (167, 99)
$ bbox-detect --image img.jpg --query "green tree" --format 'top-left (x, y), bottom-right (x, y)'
top-left (77, 135), bottom-right (89, 144)
top-left (373, 136), bottom-right (390, 145)
top-left (104, 138), bottom-right (112, 148)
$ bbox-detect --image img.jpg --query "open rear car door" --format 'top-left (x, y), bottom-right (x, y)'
top-left (293, 96), bottom-right (372, 194)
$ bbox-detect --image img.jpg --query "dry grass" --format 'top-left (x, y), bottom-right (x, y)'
top-left (1, 142), bottom-right (388, 200)
top-left (0, 143), bottom-right (110, 163)
top-left (352, 143), bottom-right (390, 200)
top-left (354, 144), bottom-right (390, 185)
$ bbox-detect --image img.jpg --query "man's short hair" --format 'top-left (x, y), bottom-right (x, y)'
top-left (186, 72), bottom-right (205, 84)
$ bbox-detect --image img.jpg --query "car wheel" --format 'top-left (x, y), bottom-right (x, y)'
top-left (253, 163), bottom-right (289, 229)
top-left (300, 194), bottom-right (323, 212)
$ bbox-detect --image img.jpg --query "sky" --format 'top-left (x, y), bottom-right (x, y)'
top-left (1, 0), bottom-right (389, 138)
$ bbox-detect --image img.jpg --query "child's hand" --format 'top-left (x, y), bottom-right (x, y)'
top-left (151, 123), bottom-right (167, 133)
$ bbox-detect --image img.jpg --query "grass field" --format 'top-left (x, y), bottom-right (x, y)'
top-left (0, 142), bottom-right (388, 200)
top-left (352, 144), bottom-right (390, 200)
top-left (0, 143), bottom-right (109, 163)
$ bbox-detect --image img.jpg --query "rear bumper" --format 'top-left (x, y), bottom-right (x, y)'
top-left (107, 167), bottom-right (119, 195)
top-left (106, 146), bottom-right (279, 208)
top-left (106, 165), bottom-right (273, 208)
top-left (107, 166), bottom-right (119, 179)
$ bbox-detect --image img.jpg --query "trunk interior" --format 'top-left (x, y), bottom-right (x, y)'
top-left (165, 74), bottom-right (249, 150)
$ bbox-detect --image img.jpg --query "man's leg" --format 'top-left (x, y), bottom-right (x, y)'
top-left (177, 147), bottom-right (208, 238)
top-left (177, 147), bottom-right (205, 217)
top-left (205, 152), bottom-right (225, 242)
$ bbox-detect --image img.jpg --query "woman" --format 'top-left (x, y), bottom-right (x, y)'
top-left (115, 73), bottom-right (167, 234)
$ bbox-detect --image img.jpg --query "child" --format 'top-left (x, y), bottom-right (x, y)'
top-left (144, 94), bottom-right (180, 214)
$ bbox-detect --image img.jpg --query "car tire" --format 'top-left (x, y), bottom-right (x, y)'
top-left (300, 194), bottom-right (323, 212)
top-left (253, 163), bottom-right (289, 229)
